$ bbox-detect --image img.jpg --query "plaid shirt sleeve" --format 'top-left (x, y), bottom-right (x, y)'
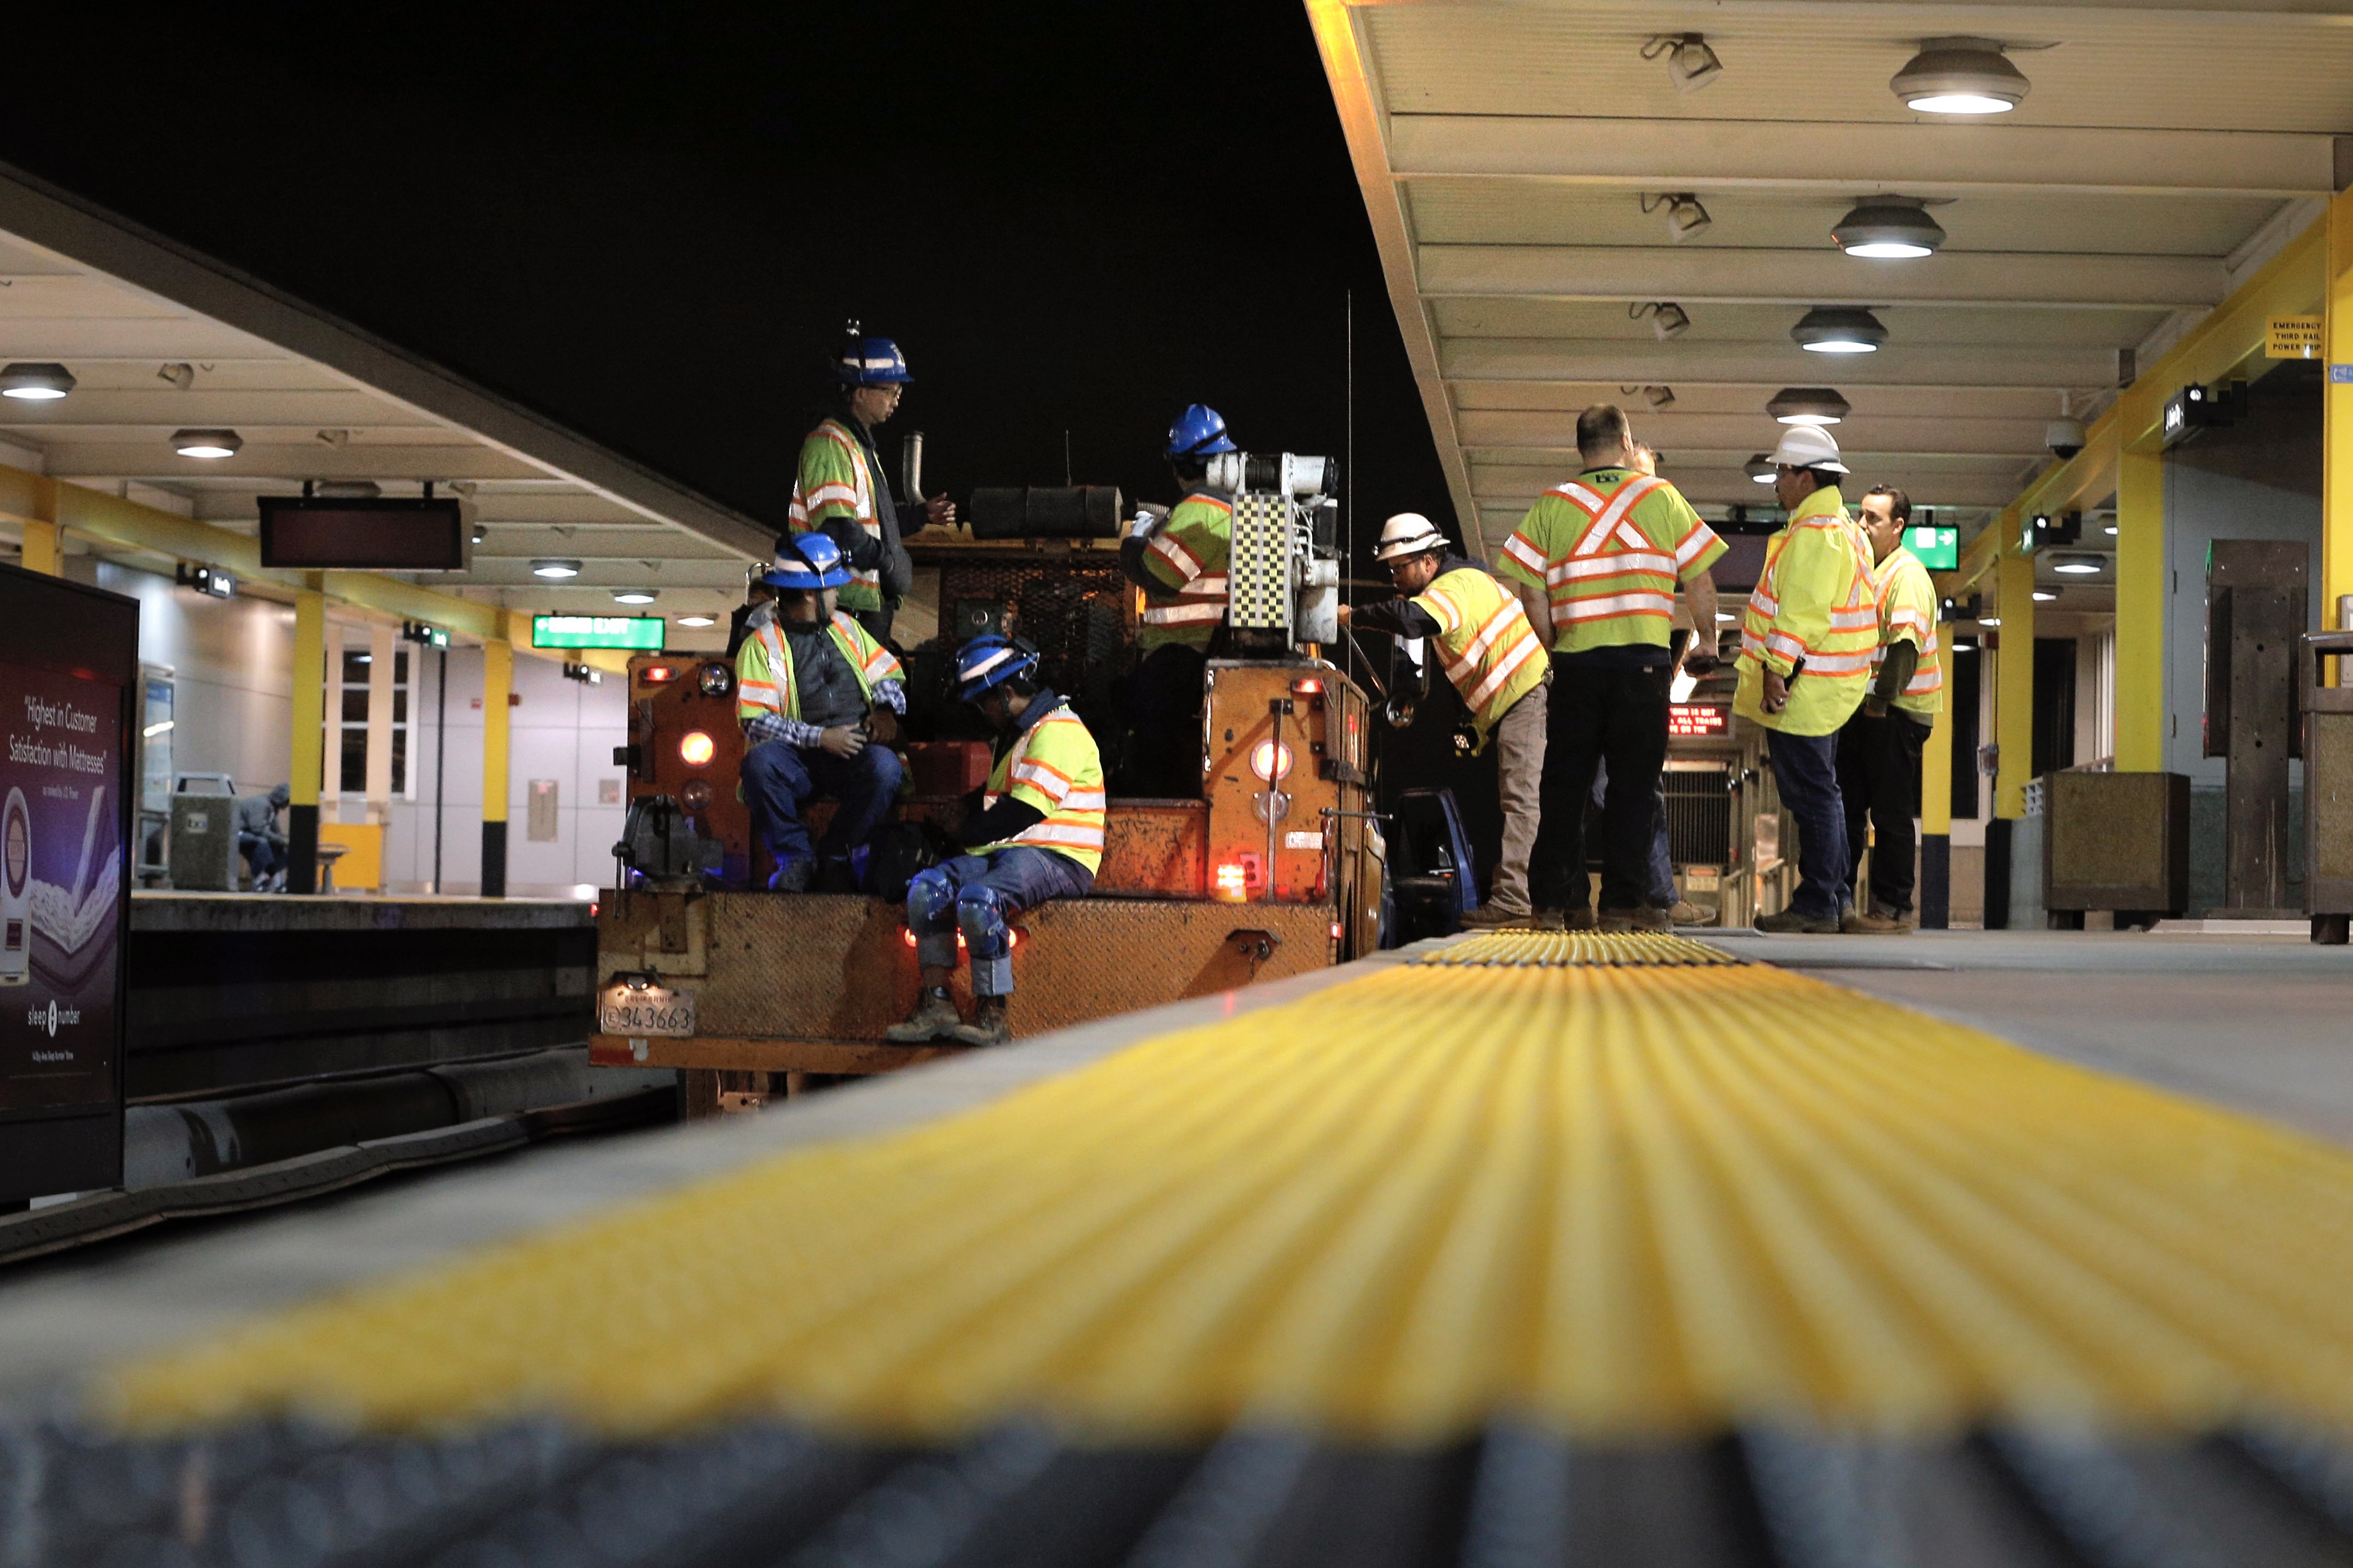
top-left (745, 712), bottom-right (823, 750)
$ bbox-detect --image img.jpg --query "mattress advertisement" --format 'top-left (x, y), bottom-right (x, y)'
top-left (0, 662), bottom-right (121, 1114)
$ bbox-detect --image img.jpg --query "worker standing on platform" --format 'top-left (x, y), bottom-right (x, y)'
top-left (790, 328), bottom-right (956, 644)
top-left (1838, 485), bottom-right (1943, 935)
top-left (890, 635), bottom-right (1103, 1048)
top-left (1498, 404), bottom-right (1723, 931)
top-left (1116, 404), bottom-right (1237, 795)
top-left (736, 534), bottom-right (906, 892)
top-left (1340, 513), bottom-right (1548, 926)
top-left (1733, 425), bottom-right (1879, 933)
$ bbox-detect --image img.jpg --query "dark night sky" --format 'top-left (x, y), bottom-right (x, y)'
top-left (0, 1), bottom-right (1451, 558)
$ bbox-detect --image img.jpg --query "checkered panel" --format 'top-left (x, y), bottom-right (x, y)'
top-left (1227, 493), bottom-right (1293, 632)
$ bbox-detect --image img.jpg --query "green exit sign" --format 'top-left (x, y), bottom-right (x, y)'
top-left (533, 614), bottom-right (665, 650)
top-left (1905, 525), bottom-right (1958, 570)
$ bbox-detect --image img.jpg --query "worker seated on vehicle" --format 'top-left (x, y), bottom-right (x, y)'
top-left (889, 635), bottom-right (1103, 1048)
top-left (735, 533), bottom-right (906, 892)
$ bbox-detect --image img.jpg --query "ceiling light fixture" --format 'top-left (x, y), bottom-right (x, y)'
top-left (2033, 589), bottom-right (2058, 602)
top-left (157, 362), bottom-right (195, 391)
top-left (1791, 306), bottom-right (1888, 354)
top-left (1630, 301), bottom-right (1692, 339)
top-left (531, 558), bottom-right (582, 579)
top-left (1767, 388), bottom-right (1851, 426)
top-left (613, 589), bottom-right (659, 605)
top-left (1641, 32), bottom-right (1724, 93)
top-left (2052, 554), bottom-right (2105, 575)
top-left (0, 363), bottom-right (73, 400)
top-left (1832, 198), bottom-right (1947, 259)
top-left (1745, 454), bottom-right (1776, 484)
top-left (1892, 36), bottom-right (2030, 115)
top-left (172, 428), bottom-right (241, 458)
top-left (1643, 193), bottom-right (1712, 243)
top-left (1623, 383), bottom-right (1675, 410)
top-left (677, 614), bottom-right (717, 628)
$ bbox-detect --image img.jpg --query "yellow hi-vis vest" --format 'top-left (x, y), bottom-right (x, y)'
top-left (1413, 565), bottom-right (1545, 749)
top-left (1733, 487), bottom-right (1877, 737)
top-left (1496, 469), bottom-right (1726, 654)
top-left (1872, 544), bottom-right (1944, 719)
top-left (1135, 491), bottom-right (1233, 653)
top-left (788, 419), bottom-right (886, 612)
top-left (975, 702), bottom-right (1106, 875)
top-left (735, 611), bottom-right (900, 726)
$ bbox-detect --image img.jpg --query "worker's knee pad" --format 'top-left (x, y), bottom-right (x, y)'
top-left (956, 883), bottom-right (1011, 959)
top-left (907, 866), bottom-right (956, 930)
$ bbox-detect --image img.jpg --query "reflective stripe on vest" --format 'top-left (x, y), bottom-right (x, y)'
top-left (1743, 517), bottom-right (1876, 681)
top-left (1532, 474), bottom-right (1677, 630)
top-left (978, 707), bottom-right (1105, 873)
top-left (737, 612), bottom-right (896, 724)
top-left (1138, 495), bottom-right (1234, 641)
top-left (1873, 548), bottom-right (1944, 700)
top-left (1417, 567), bottom-right (1545, 737)
top-left (788, 421), bottom-right (881, 595)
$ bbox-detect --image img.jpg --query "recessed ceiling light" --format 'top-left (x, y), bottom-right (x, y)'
top-left (2052, 555), bottom-right (2105, 575)
top-left (2033, 589), bottom-right (2058, 602)
top-left (0, 363), bottom-right (73, 400)
top-left (1642, 32), bottom-right (1723, 93)
top-left (613, 589), bottom-right (659, 605)
top-left (1744, 453), bottom-right (1776, 484)
top-left (1892, 37), bottom-right (2029, 115)
top-left (1791, 306), bottom-right (1887, 354)
top-left (1767, 388), bottom-right (1851, 426)
top-left (676, 614), bottom-right (717, 628)
top-left (172, 428), bottom-right (241, 458)
top-left (2105, 524), bottom-right (2119, 536)
top-left (531, 558), bottom-right (582, 579)
top-left (1832, 198), bottom-right (1946, 259)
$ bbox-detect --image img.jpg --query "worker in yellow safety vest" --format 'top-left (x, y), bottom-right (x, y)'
top-left (788, 328), bottom-right (956, 643)
top-left (1116, 402), bottom-right (1239, 795)
top-left (1733, 423), bottom-right (1879, 932)
top-left (1340, 512), bottom-right (1550, 926)
top-left (735, 534), bottom-right (906, 892)
top-left (889, 635), bottom-right (1102, 1048)
top-left (1838, 484), bottom-right (1944, 935)
top-left (1495, 402), bottom-right (1724, 931)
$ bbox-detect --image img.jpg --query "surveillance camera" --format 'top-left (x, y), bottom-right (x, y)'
top-left (2046, 417), bottom-right (2086, 460)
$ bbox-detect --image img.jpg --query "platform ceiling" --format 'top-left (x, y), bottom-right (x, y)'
top-left (1312, 0), bottom-right (2353, 554)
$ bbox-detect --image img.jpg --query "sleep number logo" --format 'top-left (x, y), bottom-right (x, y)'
top-left (24, 999), bottom-right (80, 1038)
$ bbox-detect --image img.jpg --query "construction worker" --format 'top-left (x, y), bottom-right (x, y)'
top-left (889, 635), bottom-right (1103, 1048)
top-left (1116, 403), bottom-right (1237, 795)
top-left (735, 534), bottom-right (906, 892)
top-left (790, 329), bottom-right (955, 643)
top-left (1733, 424), bottom-right (1879, 933)
top-left (1339, 513), bottom-right (1548, 926)
top-left (1498, 403), bottom-right (1724, 931)
top-left (1838, 484), bottom-right (1943, 934)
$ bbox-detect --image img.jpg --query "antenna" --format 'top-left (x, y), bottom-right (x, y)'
top-left (1345, 288), bottom-right (1356, 687)
top-left (1063, 428), bottom-right (1073, 487)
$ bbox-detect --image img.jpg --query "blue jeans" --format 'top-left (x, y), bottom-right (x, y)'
top-left (907, 847), bottom-right (1095, 995)
top-left (1768, 729), bottom-right (1850, 921)
top-left (741, 739), bottom-right (903, 868)
top-left (238, 833), bottom-right (283, 880)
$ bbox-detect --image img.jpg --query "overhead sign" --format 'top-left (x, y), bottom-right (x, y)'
top-left (257, 498), bottom-right (469, 570)
top-left (2268, 315), bottom-right (2323, 359)
top-left (1668, 704), bottom-right (1728, 738)
top-left (1905, 525), bottom-right (1958, 570)
top-left (532, 615), bottom-right (664, 651)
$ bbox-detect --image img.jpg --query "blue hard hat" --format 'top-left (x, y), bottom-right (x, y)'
top-left (835, 335), bottom-right (913, 386)
top-left (954, 635), bottom-right (1040, 702)
top-left (762, 532), bottom-right (853, 592)
top-left (1165, 403), bottom-right (1236, 459)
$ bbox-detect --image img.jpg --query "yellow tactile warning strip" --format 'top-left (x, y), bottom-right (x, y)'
top-left (1416, 931), bottom-right (1743, 966)
top-left (104, 956), bottom-right (2353, 1447)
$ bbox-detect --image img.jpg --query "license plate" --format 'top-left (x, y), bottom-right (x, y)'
top-left (598, 983), bottom-right (696, 1038)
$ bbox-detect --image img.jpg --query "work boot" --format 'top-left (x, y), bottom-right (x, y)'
top-left (1842, 906), bottom-right (1914, 935)
top-left (1561, 907), bottom-right (1598, 932)
top-left (884, 986), bottom-right (963, 1043)
top-left (1669, 899), bottom-right (1710, 926)
top-left (812, 856), bottom-right (859, 894)
top-left (1598, 906), bottom-right (1672, 933)
top-left (1526, 908), bottom-right (1567, 931)
top-left (1756, 906), bottom-right (1842, 934)
top-left (1460, 904), bottom-right (1538, 930)
top-left (952, 996), bottom-right (1013, 1048)
top-left (766, 859), bottom-right (812, 893)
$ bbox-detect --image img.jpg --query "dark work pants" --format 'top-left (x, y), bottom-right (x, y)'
top-left (1117, 642), bottom-right (1208, 797)
top-left (1530, 659), bottom-right (1670, 913)
top-left (741, 739), bottom-right (903, 868)
top-left (1767, 729), bottom-right (1849, 921)
top-left (1837, 709), bottom-right (1932, 918)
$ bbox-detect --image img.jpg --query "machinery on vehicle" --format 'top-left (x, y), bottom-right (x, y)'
top-left (591, 456), bottom-right (1386, 1110)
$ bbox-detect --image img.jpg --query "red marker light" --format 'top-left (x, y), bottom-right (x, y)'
top-left (1292, 677), bottom-right (1323, 695)
top-left (1215, 863), bottom-right (1248, 902)
top-left (1330, 920), bottom-right (1343, 940)
top-left (902, 928), bottom-right (917, 948)
top-left (642, 666), bottom-right (675, 684)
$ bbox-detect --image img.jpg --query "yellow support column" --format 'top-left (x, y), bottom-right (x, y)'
top-left (1990, 541), bottom-right (2037, 928)
top-left (2114, 445), bottom-right (2168, 769)
top-left (2327, 188), bottom-right (2353, 631)
top-left (19, 475), bottom-right (58, 576)
top-left (287, 588), bottom-right (327, 894)
top-left (481, 635), bottom-right (513, 898)
top-left (1919, 641), bottom-right (1954, 928)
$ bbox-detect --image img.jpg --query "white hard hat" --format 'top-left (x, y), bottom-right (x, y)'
top-left (1767, 423), bottom-right (1850, 474)
top-left (1373, 512), bottom-right (1447, 561)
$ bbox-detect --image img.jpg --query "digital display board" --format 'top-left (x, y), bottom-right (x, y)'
top-left (257, 498), bottom-right (469, 571)
top-left (1905, 525), bottom-right (1958, 570)
top-left (533, 614), bottom-right (665, 651)
top-left (1668, 705), bottom-right (1728, 738)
